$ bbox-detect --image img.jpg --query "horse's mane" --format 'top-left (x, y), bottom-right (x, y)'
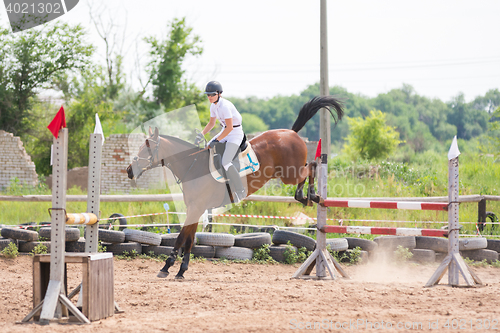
top-left (159, 134), bottom-right (200, 150)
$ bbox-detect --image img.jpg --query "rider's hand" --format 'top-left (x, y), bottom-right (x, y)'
top-left (208, 139), bottom-right (219, 149)
top-left (194, 132), bottom-right (204, 145)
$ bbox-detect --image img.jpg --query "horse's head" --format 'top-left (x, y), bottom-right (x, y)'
top-left (127, 127), bottom-right (162, 180)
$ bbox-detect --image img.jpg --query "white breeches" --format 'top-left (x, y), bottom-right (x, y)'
top-left (209, 127), bottom-right (244, 171)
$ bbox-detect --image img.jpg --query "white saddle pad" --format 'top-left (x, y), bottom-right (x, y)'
top-left (209, 142), bottom-right (260, 183)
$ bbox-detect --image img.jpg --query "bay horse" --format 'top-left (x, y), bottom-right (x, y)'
top-left (126, 96), bottom-right (344, 279)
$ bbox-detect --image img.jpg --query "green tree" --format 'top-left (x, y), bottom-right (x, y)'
top-left (447, 93), bottom-right (489, 140)
top-left (240, 113), bottom-right (268, 134)
top-left (343, 110), bottom-right (402, 160)
top-left (23, 68), bottom-right (119, 175)
top-left (0, 22), bottom-right (94, 135)
top-left (144, 18), bottom-right (203, 109)
top-left (481, 106), bottom-right (500, 157)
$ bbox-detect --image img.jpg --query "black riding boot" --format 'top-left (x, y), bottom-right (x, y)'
top-left (225, 165), bottom-right (246, 202)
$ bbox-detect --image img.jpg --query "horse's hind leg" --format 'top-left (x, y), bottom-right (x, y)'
top-left (294, 177), bottom-right (309, 206)
top-left (306, 161), bottom-right (322, 204)
top-left (294, 162), bottom-right (319, 206)
top-left (157, 223), bottom-right (198, 278)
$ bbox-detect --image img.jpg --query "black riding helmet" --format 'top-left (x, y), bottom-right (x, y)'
top-left (204, 81), bottom-right (223, 94)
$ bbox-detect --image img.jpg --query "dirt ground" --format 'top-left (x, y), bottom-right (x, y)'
top-left (1, 255), bottom-right (500, 333)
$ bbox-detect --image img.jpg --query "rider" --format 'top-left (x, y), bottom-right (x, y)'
top-left (195, 81), bottom-right (246, 201)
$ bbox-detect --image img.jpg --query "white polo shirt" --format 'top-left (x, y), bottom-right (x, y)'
top-left (210, 97), bottom-right (242, 127)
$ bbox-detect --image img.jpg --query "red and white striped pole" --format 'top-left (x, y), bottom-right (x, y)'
top-left (323, 200), bottom-right (448, 211)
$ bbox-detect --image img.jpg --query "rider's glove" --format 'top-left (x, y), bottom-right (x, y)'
top-left (194, 132), bottom-right (204, 145)
top-left (208, 139), bottom-right (219, 149)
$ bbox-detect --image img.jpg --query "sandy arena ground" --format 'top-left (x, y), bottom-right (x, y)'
top-left (1, 255), bottom-right (500, 333)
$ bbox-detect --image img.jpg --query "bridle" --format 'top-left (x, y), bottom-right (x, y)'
top-left (131, 136), bottom-right (201, 189)
top-left (132, 138), bottom-right (160, 173)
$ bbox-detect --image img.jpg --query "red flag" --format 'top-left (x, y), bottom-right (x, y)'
top-left (47, 106), bottom-right (66, 139)
top-left (314, 138), bottom-right (322, 160)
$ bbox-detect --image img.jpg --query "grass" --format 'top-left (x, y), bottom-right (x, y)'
top-left (1, 152), bottom-right (500, 238)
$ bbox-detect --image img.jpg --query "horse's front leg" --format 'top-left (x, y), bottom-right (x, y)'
top-left (175, 223), bottom-right (197, 280)
top-left (157, 223), bottom-right (198, 278)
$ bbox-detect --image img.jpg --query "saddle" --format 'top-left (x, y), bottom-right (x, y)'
top-left (209, 139), bottom-right (260, 183)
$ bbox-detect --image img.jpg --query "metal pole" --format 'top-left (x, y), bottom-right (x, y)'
top-left (40, 128), bottom-right (68, 323)
top-left (316, 0), bottom-right (329, 278)
top-left (85, 134), bottom-right (103, 253)
top-left (448, 156), bottom-right (460, 285)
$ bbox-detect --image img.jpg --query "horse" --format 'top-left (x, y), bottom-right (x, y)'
top-left (126, 96), bottom-right (344, 279)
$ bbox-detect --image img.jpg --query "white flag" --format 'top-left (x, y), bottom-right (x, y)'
top-left (448, 135), bottom-right (460, 160)
top-left (94, 113), bottom-right (105, 145)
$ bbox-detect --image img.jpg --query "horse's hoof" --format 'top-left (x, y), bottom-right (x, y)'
top-left (174, 275), bottom-right (185, 280)
top-left (157, 271), bottom-right (169, 278)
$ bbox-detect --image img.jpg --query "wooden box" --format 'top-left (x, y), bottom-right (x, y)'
top-left (33, 253), bottom-right (114, 321)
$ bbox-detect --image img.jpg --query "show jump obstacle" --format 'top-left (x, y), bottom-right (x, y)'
top-left (22, 130), bottom-right (117, 324)
top-left (294, 135), bottom-right (482, 288)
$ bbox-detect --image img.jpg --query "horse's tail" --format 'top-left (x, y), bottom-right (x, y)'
top-left (291, 96), bottom-right (345, 133)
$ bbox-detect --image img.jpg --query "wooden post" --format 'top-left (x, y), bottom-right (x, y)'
top-left (478, 198), bottom-right (486, 228)
top-left (425, 136), bottom-right (482, 287)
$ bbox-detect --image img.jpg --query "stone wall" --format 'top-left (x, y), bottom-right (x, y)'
top-left (0, 131), bottom-right (38, 189)
top-left (101, 134), bottom-right (169, 193)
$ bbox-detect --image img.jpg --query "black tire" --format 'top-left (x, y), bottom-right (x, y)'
top-left (19, 241), bottom-right (51, 253)
top-left (410, 249), bottom-right (436, 263)
top-left (459, 238), bottom-right (487, 251)
top-left (272, 230), bottom-right (316, 251)
top-left (231, 225), bottom-right (261, 233)
top-left (1, 227), bottom-right (38, 242)
top-left (461, 249), bottom-right (499, 263)
top-left (196, 232), bottom-right (235, 247)
top-left (0, 238), bottom-right (17, 251)
top-left (160, 233), bottom-right (198, 247)
top-left (191, 245), bottom-right (215, 258)
top-left (415, 236), bottom-right (448, 253)
top-left (38, 227), bottom-right (81, 242)
top-left (168, 225), bottom-right (182, 233)
top-left (478, 211), bottom-right (498, 233)
top-left (486, 239), bottom-right (500, 253)
top-left (66, 237), bottom-right (86, 252)
top-left (215, 246), bottom-right (253, 260)
top-left (345, 237), bottom-right (378, 252)
top-left (142, 245), bottom-right (173, 256)
top-left (124, 229), bottom-right (161, 246)
top-left (326, 238), bottom-right (348, 252)
top-left (234, 233), bottom-right (272, 249)
top-left (357, 250), bottom-right (369, 263)
top-left (373, 236), bottom-right (416, 250)
top-left (161, 233), bottom-right (179, 246)
top-left (269, 244), bottom-right (297, 262)
top-left (101, 213), bottom-right (127, 231)
top-left (435, 252), bottom-right (447, 262)
top-left (334, 249), bottom-right (368, 263)
top-left (259, 226), bottom-right (278, 234)
top-left (106, 242), bottom-right (142, 255)
top-left (98, 229), bottom-right (126, 243)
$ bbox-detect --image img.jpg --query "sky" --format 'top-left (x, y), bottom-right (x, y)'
top-left (2, 0), bottom-right (499, 102)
